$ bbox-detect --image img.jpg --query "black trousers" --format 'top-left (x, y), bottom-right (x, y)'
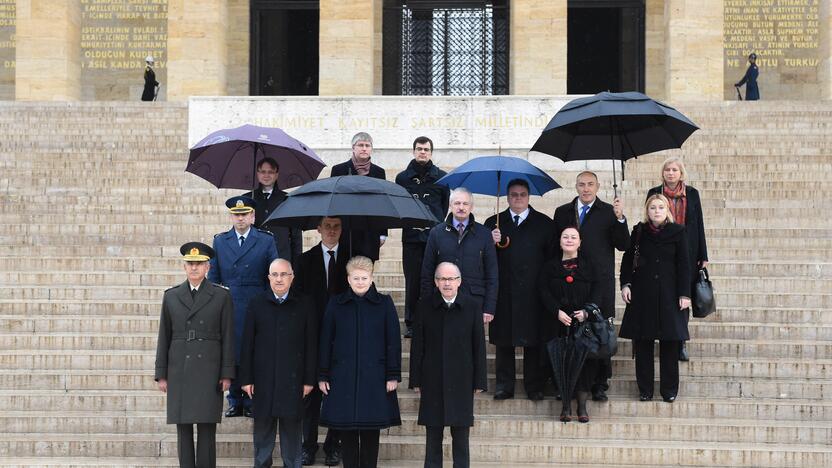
top-left (340, 429), bottom-right (380, 468)
top-left (402, 242), bottom-right (426, 326)
top-left (592, 356), bottom-right (612, 393)
top-left (302, 387), bottom-right (339, 455)
top-left (253, 415), bottom-right (303, 468)
top-left (176, 423), bottom-right (216, 468)
top-left (495, 345), bottom-right (544, 394)
top-left (633, 339), bottom-right (681, 399)
top-left (424, 426), bottom-right (470, 468)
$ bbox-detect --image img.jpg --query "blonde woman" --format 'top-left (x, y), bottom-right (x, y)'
top-left (318, 256), bottom-right (401, 468)
top-left (619, 195), bottom-right (691, 403)
top-left (647, 156), bottom-right (709, 361)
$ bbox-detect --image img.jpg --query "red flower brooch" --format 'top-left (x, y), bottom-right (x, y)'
top-left (565, 275), bottom-right (574, 284)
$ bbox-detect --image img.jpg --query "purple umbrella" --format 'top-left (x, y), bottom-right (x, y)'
top-left (187, 124), bottom-right (326, 190)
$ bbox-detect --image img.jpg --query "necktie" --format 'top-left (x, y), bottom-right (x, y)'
top-left (277, 297), bottom-right (284, 304)
top-left (239, 235), bottom-right (245, 247)
top-left (191, 288), bottom-right (197, 298)
top-left (263, 192), bottom-right (270, 200)
top-left (457, 223), bottom-right (465, 237)
top-left (327, 250), bottom-right (336, 292)
top-left (579, 205), bottom-right (590, 226)
top-left (513, 215), bottom-right (520, 227)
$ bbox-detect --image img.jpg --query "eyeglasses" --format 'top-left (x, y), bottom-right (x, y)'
top-left (269, 272), bottom-right (294, 279)
top-left (435, 276), bottom-right (461, 283)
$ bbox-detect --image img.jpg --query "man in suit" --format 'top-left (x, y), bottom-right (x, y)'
top-left (240, 259), bottom-right (318, 468)
top-left (485, 179), bottom-right (556, 401)
top-left (394, 136), bottom-right (449, 338)
top-left (155, 242), bottom-right (235, 468)
top-left (420, 187), bottom-right (498, 323)
top-left (330, 132), bottom-right (387, 261)
top-left (209, 195), bottom-right (279, 417)
top-left (294, 216), bottom-right (349, 466)
top-left (553, 171), bottom-right (629, 401)
top-left (242, 157), bottom-right (303, 266)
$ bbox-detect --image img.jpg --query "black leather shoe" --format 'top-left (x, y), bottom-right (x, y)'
top-left (663, 395), bottom-right (677, 403)
top-left (591, 389), bottom-right (608, 402)
top-left (679, 342), bottom-right (690, 362)
top-left (404, 326), bottom-right (413, 338)
top-left (493, 390), bottom-right (514, 400)
top-left (639, 393), bottom-right (653, 402)
top-left (243, 407), bottom-right (254, 418)
top-left (527, 391), bottom-right (544, 401)
top-left (324, 449), bottom-right (341, 466)
top-left (302, 450), bottom-right (315, 466)
top-left (225, 405), bottom-right (243, 417)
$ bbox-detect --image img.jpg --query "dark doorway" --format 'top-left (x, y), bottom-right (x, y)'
top-left (251, 1), bottom-right (319, 96)
top-left (567, 0), bottom-right (644, 94)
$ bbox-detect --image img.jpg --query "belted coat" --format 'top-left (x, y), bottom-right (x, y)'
top-left (154, 281), bottom-right (236, 424)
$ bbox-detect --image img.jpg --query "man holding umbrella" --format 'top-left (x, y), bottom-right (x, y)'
top-left (395, 136), bottom-right (449, 338)
top-left (553, 171), bottom-right (629, 401)
top-left (209, 195), bottom-right (279, 417)
top-left (485, 179), bottom-right (556, 401)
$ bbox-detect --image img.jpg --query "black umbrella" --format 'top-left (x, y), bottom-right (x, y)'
top-left (530, 91), bottom-right (699, 197)
top-left (264, 176), bottom-right (439, 231)
top-left (546, 327), bottom-right (591, 420)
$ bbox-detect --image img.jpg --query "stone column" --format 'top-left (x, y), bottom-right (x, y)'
top-left (15, 0), bottom-right (81, 100)
top-left (167, 0), bottom-right (228, 100)
top-left (510, 0), bottom-right (566, 95)
top-left (319, 0), bottom-right (382, 95)
top-left (820, 0), bottom-right (832, 99)
top-left (664, 0), bottom-right (724, 101)
top-left (226, 0), bottom-right (249, 96)
top-left (645, 0), bottom-right (666, 100)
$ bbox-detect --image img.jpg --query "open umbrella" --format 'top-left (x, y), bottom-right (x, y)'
top-left (187, 124), bottom-right (326, 190)
top-left (264, 175), bottom-right (439, 231)
top-left (436, 155), bottom-right (560, 248)
top-left (530, 91), bottom-right (699, 197)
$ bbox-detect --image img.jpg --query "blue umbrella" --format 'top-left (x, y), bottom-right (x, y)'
top-left (437, 155), bottom-right (560, 248)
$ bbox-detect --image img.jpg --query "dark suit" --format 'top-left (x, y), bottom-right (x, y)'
top-left (553, 197), bottom-right (629, 393)
top-left (330, 160), bottom-right (388, 261)
top-left (243, 187), bottom-right (303, 266)
top-left (294, 243), bottom-right (349, 458)
top-left (155, 280), bottom-right (236, 468)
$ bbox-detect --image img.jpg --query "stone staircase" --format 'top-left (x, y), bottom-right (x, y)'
top-left (0, 100), bottom-right (830, 467)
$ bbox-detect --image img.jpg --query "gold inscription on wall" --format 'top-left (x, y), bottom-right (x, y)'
top-left (724, 0), bottom-right (820, 99)
top-left (0, 0), bottom-right (14, 100)
top-left (80, 0), bottom-right (167, 100)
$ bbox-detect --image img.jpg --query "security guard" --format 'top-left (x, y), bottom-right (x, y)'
top-left (209, 195), bottom-right (279, 417)
top-left (155, 242), bottom-right (236, 468)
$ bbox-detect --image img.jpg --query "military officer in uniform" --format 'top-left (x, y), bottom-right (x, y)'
top-left (155, 242), bottom-right (236, 468)
top-left (209, 195), bottom-right (279, 417)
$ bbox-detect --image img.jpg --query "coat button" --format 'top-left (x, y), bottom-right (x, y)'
top-left (199, 320), bottom-right (204, 324)
top-left (198, 354), bottom-right (202, 358)
top-left (186, 320), bottom-right (191, 324)
top-left (654, 275), bottom-right (659, 279)
top-left (186, 355), bottom-right (190, 359)
top-left (656, 259), bottom-right (660, 263)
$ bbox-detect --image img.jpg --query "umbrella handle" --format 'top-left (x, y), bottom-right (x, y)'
top-left (497, 236), bottom-right (510, 249)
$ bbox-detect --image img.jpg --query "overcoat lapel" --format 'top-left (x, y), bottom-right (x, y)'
top-left (188, 282), bottom-right (215, 320)
top-left (174, 282), bottom-right (194, 309)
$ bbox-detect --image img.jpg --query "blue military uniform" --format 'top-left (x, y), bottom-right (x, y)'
top-left (208, 196), bottom-right (279, 414)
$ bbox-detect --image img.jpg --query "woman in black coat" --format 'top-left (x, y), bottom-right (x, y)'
top-left (620, 194), bottom-right (692, 403)
top-left (318, 256), bottom-right (401, 468)
top-left (647, 156), bottom-right (709, 362)
top-left (538, 226), bottom-right (601, 423)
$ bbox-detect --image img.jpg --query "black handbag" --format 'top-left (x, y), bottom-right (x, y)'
top-left (692, 268), bottom-right (716, 318)
top-left (572, 305), bottom-right (618, 360)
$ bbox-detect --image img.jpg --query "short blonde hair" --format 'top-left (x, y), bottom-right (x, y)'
top-left (643, 194), bottom-right (675, 224)
top-left (346, 255), bottom-right (374, 275)
top-left (661, 156), bottom-right (687, 183)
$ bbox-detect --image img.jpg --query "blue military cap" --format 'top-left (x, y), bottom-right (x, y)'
top-left (180, 242), bottom-right (215, 262)
top-left (225, 195), bottom-right (257, 214)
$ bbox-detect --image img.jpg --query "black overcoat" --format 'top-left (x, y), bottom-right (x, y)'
top-left (409, 292), bottom-right (487, 427)
top-left (553, 197), bottom-right (629, 318)
top-left (394, 160), bottom-right (449, 244)
top-left (619, 223), bottom-right (692, 341)
top-left (154, 281), bottom-right (236, 424)
top-left (243, 187), bottom-right (303, 266)
top-left (142, 66), bottom-right (158, 101)
top-left (646, 185), bottom-right (709, 280)
top-left (330, 160), bottom-right (388, 261)
top-left (238, 289), bottom-right (318, 418)
top-left (420, 213), bottom-right (499, 314)
top-left (294, 242), bottom-right (349, 323)
top-left (318, 286), bottom-right (402, 430)
top-left (538, 255), bottom-right (601, 341)
top-left (483, 207), bottom-right (555, 346)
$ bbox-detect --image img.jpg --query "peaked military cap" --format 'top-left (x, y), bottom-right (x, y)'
top-left (226, 195), bottom-right (256, 214)
top-left (180, 242), bottom-right (215, 262)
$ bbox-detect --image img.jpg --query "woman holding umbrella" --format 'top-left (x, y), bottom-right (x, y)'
top-left (538, 226), bottom-right (601, 423)
top-left (317, 256), bottom-right (401, 468)
top-left (619, 195), bottom-right (692, 403)
top-left (647, 156), bottom-right (709, 362)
